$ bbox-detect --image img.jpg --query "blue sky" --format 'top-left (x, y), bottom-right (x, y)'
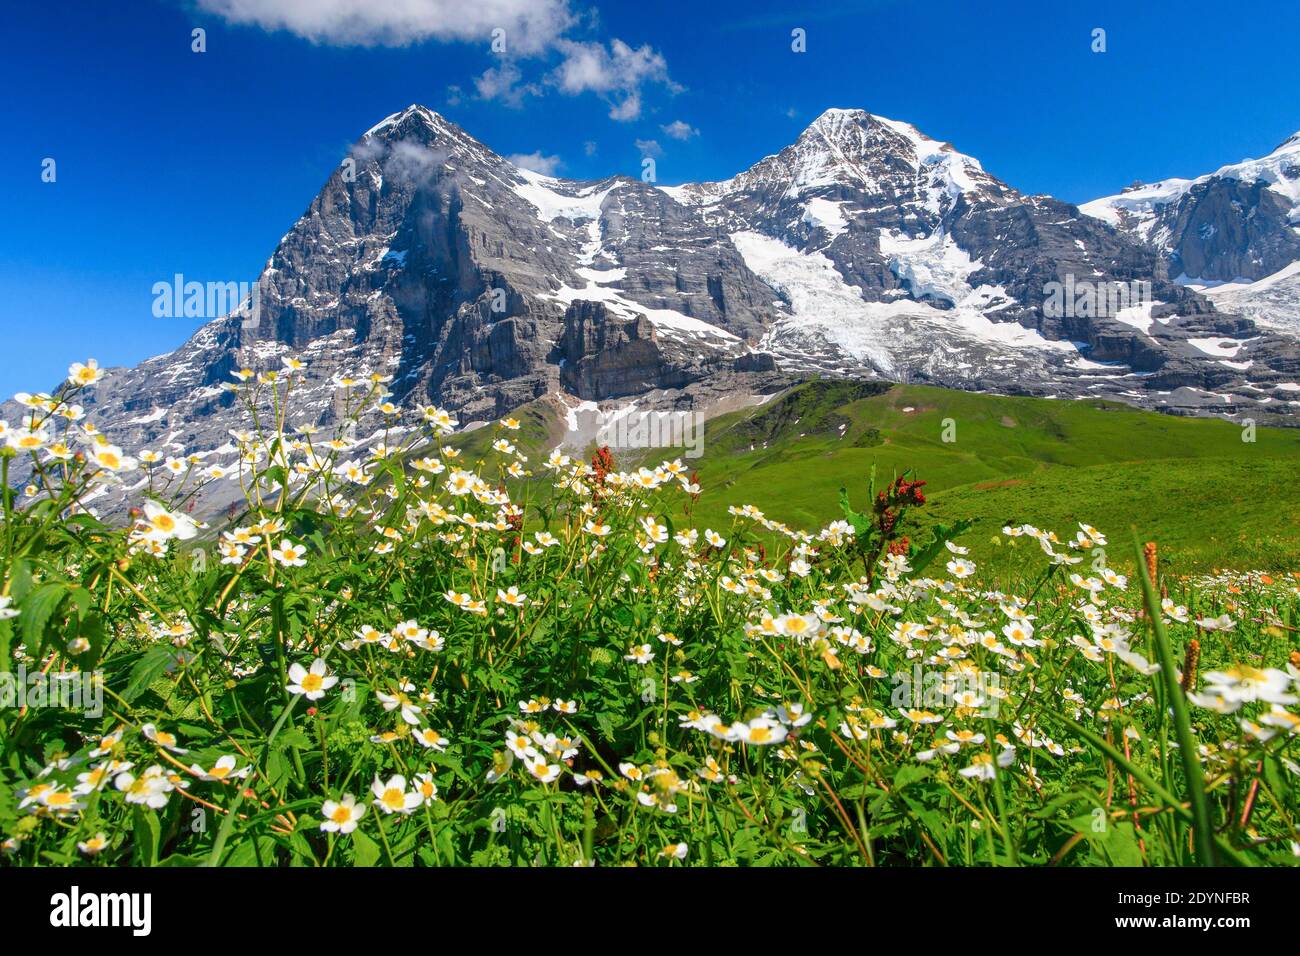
top-left (2, 0), bottom-right (1297, 398)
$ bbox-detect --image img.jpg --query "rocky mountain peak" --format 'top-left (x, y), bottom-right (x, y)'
top-left (803, 107), bottom-right (970, 168)
top-left (355, 104), bottom-right (510, 182)
top-left (364, 104), bottom-right (452, 141)
top-left (799, 107), bottom-right (883, 151)
top-left (727, 107), bottom-right (996, 210)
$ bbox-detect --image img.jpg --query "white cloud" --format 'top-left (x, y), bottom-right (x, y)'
top-left (660, 120), bottom-right (698, 140)
top-left (348, 136), bottom-right (455, 183)
top-left (635, 138), bottom-right (663, 159)
top-left (507, 151), bottom-right (563, 175)
top-left (475, 62), bottom-right (540, 107)
top-left (196, 0), bottom-right (574, 53)
top-left (551, 38), bottom-right (678, 121)
top-left (607, 91), bottom-right (642, 122)
top-left (199, 1), bottom-right (677, 123)
top-left (385, 141), bottom-right (449, 184)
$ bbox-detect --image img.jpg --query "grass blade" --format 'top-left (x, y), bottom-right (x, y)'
top-left (1131, 534), bottom-right (1217, 865)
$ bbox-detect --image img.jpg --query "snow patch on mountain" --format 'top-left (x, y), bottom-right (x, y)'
top-left (546, 282), bottom-right (741, 344)
top-left (1187, 337), bottom-right (1249, 359)
top-left (802, 198), bottom-right (851, 239)
top-left (511, 170), bottom-right (616, 223)
top-left (731, 230), bottom-right (1076, 377)
top-left (874, 116), bottom-right (985, 214)
top-left (655, 182), bottom-right (725, 207)
top-left (1111, 301), bottom-right (1164, 338)
top-left (1079, 180), bottom-right (1193, 242)
top-left (732, 230), bottom-right (903, 373)
top-left (878, 229), bottom-right (979, 306)
top-left (1194, 260), bottom-right (1300, 335)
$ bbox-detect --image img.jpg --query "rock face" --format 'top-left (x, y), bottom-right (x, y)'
top-left (1082, 132), bottom-right (1300, 284)
top-left (555, 301), bottom-right (772, 400)
top-left (1081, 132), bottom-right (1300, 345)
top-left (9, 105), bottom-right (1300, 513)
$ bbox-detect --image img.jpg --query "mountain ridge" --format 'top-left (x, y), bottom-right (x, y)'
top-left (1081, 127), bottom-right (1300, 339)
top-left (6, 104), bottom-right (1300, 518)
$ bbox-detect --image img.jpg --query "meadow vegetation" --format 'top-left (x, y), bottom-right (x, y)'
top-left (0, 361), bottom-right (1297, 866)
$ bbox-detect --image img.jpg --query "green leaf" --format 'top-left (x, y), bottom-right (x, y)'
top-left (133, 807), bottom-right (161, 866)
top-left (71, 611), bottom-right (107, 668)
top-left (122, 646), bottom-right (176, 703)
top-left (838, 487), bottom-right (870, 535)
top-left (7, 560), bottom-right (33, 602)
top-left (351, 829), bottom-right (381, 867)
top-left (265, 748), bottom-right (291, 790)
top-left (223, 836), bottom-right (278, 867)
top-left (892, 764), bottom-right (932, 790)
top-left (909, 519), bottom-right (974, 575)
top-left (1069, 814), bottom-right (1144, 867)
top-left (0, 619), bottom-right (12, 677)
top-left (275, 727), bottom-right (313, 751)
top-left (19, 582), bottom-right (69, 657)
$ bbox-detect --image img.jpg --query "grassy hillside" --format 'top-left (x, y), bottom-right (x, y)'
top-left (533, 380), bottom-right (1300, 574)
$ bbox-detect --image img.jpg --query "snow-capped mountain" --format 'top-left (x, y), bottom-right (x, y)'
top-left (11, 106), bottom-right (1300, 513)
top-left (1081, 131), bottom-right (1300, 283)
top-left (665, 107), bottom-right (1233, 389)
top-left (1081, 131), bottom-right (1300, 338)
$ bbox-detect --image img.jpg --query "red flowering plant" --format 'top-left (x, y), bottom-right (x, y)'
top-left (590, 445), bottom-right (615, 509)
top-left (839, 467), bottom-right (969, 584)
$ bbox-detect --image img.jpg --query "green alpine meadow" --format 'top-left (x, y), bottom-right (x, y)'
top-left (1, 364), bottom-right (1297, 867)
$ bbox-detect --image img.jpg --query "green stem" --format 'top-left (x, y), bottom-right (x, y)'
top-left (1132, 535), bottom-right (1216, 866)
